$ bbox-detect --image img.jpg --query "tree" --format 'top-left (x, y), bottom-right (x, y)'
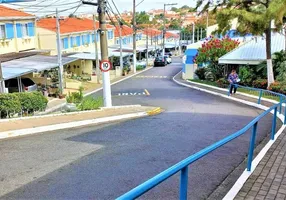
top-left (197, 0), bottom-right (286, 87)
top-left (171, 7), bottom-right (178, 12)
top-left (195, 37), bottom-right (240, 79)
top-left (181, 5), bottom-right (190, 10)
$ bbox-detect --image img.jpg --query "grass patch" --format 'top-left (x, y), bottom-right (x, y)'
top-left (189, 79), bottom-right (281, 102)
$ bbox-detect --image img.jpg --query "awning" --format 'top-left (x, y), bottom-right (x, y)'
top-left (219, 33), bottom-right (285, 65)
top-left (2, 55), bottom-right (78, 80)
top-left (68, 50), bottom-right (131, 60)
top-left (2, 67), bottom-right (35, 80)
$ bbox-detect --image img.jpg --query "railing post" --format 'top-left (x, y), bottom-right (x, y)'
top-left (271, 107), bottom-right (278, 140)
top-left (257, 90), bottom-right (263, 104)
top-left (284, 104), bottom-right (286, 125)
top-left (247, 122), bottom-right (258, 171)
top-left (279, 96), bottom-right (282, 114)
top-left (180, 166), bottom-right (188, 200)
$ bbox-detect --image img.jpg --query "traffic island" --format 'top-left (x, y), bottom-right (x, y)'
top-left (0, 105), bottom-right (163, 140)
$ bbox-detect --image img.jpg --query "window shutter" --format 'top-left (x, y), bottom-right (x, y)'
top-left (96, 33), bottom-right (99, 42)
top-left (16, 23), bottom-right (22, 38)
top-left (70, 37), bottom-right (73, 47)
top-left (27, 22), bottom-right (35, 37)
top-left (82, 35), bottom-right (85, 44)
top-left (5, 23), bottom-right (14, 39)
top-left (76, 36), bottom-right (80, 46)
top-left (92, 34), bottom-right (95, 42)
top-left (64, 38), bottom-right (69, 49)
top-left (87, 34), bottom-right (90, 44)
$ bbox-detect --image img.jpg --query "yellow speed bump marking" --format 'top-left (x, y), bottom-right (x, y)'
top-left (144, 89), bottom-right (150, 96)
top-left (147, 107), bottom-right (162, 116)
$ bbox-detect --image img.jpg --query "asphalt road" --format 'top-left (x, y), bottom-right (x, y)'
top-left (0, 57), bottom-right (275, 200)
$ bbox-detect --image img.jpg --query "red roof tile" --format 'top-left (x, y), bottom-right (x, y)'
top-left (143, 28), bottom-right (162, 37)
top-left (114, 25), bottom-right (133, 37)
top-left (0, 5), bottom-right (34, 17)
top-left (37, 18), bottom-right (113, 34)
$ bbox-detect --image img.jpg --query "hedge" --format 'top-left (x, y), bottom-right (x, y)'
top-left (0, 92), bottom-right (48, 118)
top-left (0, 93), bottom-right (21, 118)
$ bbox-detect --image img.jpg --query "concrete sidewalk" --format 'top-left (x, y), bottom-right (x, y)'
top-left (174, 73), bottom-right (286, 200)
top-left (234, 130), bottom-right (286, 200)
top-left (0, 106), bottom-right (161, 139)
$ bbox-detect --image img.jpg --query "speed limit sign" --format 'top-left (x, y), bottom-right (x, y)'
top-left (100, 60), bottom-right (111, 72)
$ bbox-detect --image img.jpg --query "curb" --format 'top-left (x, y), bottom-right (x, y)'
top-left (186, 79), bottom-right (283, 106)
top-left (43, 66), bottom-right (154, 114)
top-left (0, 106), bottom-right (163, 140)
top-left (0, 105), bottom-right (142, 123)
top-left (172, 70), bottom-right (286, 200)
top-left (147, 107), bottom-right (163, 116)
top-left (0, 112), bottom-right (147, 140)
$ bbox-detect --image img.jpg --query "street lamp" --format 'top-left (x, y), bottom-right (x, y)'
top-left (192, 22), bottom-right (195, 44)
top-left (162, 3), bottom-right (177, 57)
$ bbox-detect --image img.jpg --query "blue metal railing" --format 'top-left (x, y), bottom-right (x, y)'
top-left (117, 86), bottom-right (286, 200)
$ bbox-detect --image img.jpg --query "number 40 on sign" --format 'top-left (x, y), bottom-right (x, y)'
top-left (100, 60), bottom-right (111, 72)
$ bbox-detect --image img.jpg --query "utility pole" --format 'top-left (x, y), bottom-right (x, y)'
top-left (206, 10), bottom-right (209, 36)
top-left (56, 8), bottom-right (64, 95)
top-left (132, 0), bottom-right (137, 73)
top-left (197, 27), bottom-right (199, 41)
top-left (98, 0), bottom-right (112, 107)
top-left (119, 21), bottom-right (123, 73)
top-left (192, 22), bottom-right (195, 43)
top-left (162, 3), bottom-right (177, 57)
top-left (0, 61), bottom-right (4, 93)
top-left (93, 14), bottom-right (100, 84)
top-left (83, 0), bottom-right (112, 107)
top-left (146, 28), bottom-right (149, 66)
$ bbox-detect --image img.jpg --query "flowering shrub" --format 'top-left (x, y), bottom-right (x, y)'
top-left (252, 79), bottom-right (268, 89)
top-left (195, 36), bottom-right (240, 65)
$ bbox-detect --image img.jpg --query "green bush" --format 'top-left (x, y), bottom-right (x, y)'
top-left (205, 71), bottom-right (215, 82)
top-left (136, 65), bottom-right (145, 71)
top-left (216, 78), bottom-right (229, 88)
top-left (195, 67), bottom-right (207, 80)
top-left (252, 79), bottom-right (268, 89)
top-left (15, 92), bottom-right (48, 112)
top-left (238, 66), bottom-right (255, 86)
top-left (78, 96), bottom-right (103, 111)
top-left (66, 87), bottom-right (84, 104)
top-left (0, 93), bottom-right (21, 118)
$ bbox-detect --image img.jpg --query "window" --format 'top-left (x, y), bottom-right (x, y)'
top-left (22, 24), bottom-right (29, 37)
top-left (70, 36), bottom-right (77, 47)
top-left (108, 30), bottom-right (113, 40)
top-left (61, 38), bottom-right (69, 49)
top-left (0, 25), bottom-right (6, 39)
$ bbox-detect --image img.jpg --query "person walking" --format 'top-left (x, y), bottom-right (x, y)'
top-left (228, 69), bottom-right (239, 95)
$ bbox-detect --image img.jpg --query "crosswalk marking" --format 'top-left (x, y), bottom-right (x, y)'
top-left (135, 75), bottom-right (169, 79)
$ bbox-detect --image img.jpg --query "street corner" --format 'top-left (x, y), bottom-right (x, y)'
top-left (147, 107), bottom-right (163, 116)
top-left (114, 89), bottom-right (151, 97)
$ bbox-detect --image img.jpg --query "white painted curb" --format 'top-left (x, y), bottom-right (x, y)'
top-left (44, 66), bottom-right (154, 114)
top-left (173, 71), bottom-right (286, 200)
top-left (0, 105), bottom-right (142, 123)
top-left (186, 79), bottom-right (284, 106)
top-left (0, 112), bottom-right (148, 140)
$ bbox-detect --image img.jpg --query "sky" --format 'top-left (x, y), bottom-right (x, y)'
top-left (4, 0), bottom-right (197, 17)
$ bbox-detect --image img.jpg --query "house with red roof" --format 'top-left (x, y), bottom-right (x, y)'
top-left (0, 5), bottom-right (36, 54)
top-left (113, 25), bottom-right (144, 46)
top-left (36, 17), bottom-right (116, 84)
top-left (37, 17), bottom-right (115, 56)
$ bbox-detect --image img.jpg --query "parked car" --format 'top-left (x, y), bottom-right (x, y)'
top-left (5, 78), bottom-right (37, 93)
top-left (164, 55), bottom-right (172, 64)
top-left (154, 56), bottom-right (167, 67)
top-left (165, 51), bottom-right (173, 57)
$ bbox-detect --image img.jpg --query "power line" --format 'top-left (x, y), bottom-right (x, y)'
top-left (17, 1), bottom-right (81, 9)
